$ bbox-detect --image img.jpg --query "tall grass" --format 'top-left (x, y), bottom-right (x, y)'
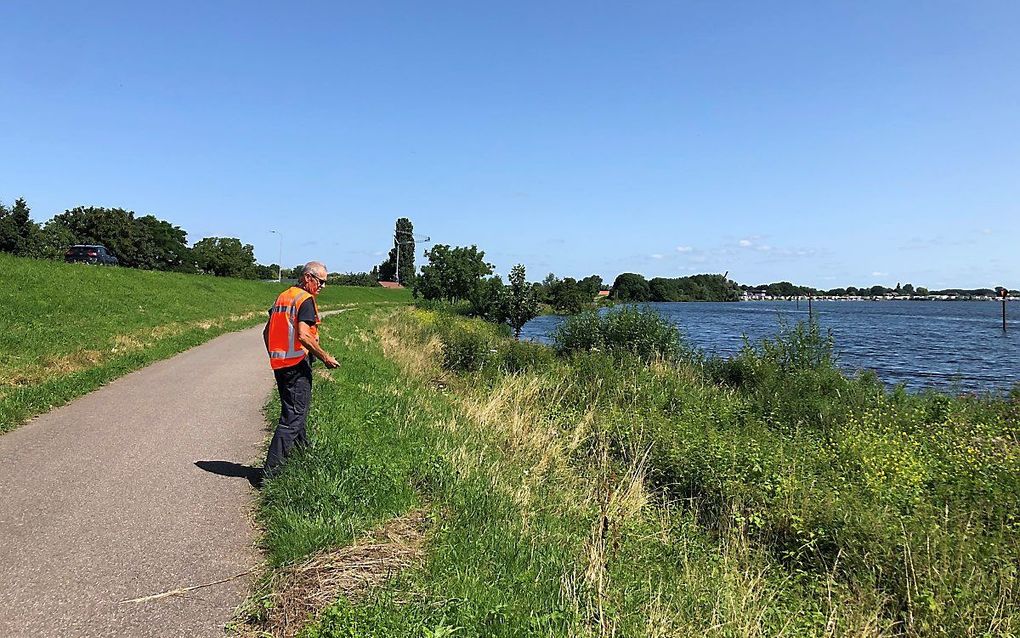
top-left (250, 305), bottom-right (1019, 637)
top-left (0, 252), bottom-right (410, 430)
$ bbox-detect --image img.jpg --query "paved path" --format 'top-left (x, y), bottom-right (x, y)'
top-left (0, 324), bottom-right (275, 637)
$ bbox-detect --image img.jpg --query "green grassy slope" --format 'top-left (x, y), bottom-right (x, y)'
top-left (245, 307), bottom-right (1019, 638)
top-left (0, 252), bottom-right (410, 430)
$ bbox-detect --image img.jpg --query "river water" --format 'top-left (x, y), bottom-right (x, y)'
top-left (520, 301), bottom-right (1019, 393)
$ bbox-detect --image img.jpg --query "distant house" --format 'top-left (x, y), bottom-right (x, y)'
top-left (379, 281), bottom-right (404, 289)
top-left (596, 290), bottom-right (610, 298)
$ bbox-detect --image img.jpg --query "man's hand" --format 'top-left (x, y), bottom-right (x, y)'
top-left (297, 322), bottom-right (339, 368)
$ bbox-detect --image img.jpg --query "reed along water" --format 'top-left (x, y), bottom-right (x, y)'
top-left (521, 300), bottom-right (1019, 393)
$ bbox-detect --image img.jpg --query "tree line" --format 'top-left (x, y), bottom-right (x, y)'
top-left (0, 197), bottom-right (270, 278)
top-left (408, 244), bottom-right (747, 338)
top-left (609, 272), bottom-right (742, 302)
top-left (0, 197), bottom-right (381, 284)
top-left (741, 281), bottom-right (1006, 298)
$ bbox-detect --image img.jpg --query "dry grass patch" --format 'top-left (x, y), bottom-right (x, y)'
top-left (1, 349), bottom-right (105, 387)
top-left (377, 314), bottom-right (443, 381)
top-left (240, 511), bottom-right (430, 638)
top-left (0, 312), bottom-right (267, 390)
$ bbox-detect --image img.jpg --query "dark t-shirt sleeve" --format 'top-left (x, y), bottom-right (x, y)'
top-left (297, 297), bottom-right (318, 326)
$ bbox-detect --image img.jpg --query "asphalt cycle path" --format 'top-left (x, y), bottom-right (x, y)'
top-left (0, 323), bottom-right (279, 637)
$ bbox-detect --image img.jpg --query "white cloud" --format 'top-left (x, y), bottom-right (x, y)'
top-left (739, 239), bottom-right (753, 247)
top-left (871, 271), bottom-right (887, 277)
top-left (650, 253), bottom-right (664, 260)
top-left (676, 245), bottom-right (693, 253)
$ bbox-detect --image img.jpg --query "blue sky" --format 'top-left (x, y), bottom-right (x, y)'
top-left (2, 1), bottom-right (1018, 288)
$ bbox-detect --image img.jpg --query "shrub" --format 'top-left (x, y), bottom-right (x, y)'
top-left (552, 306), bottom-right (690, 363)
top-left (495, 339), bottom-right (556, 375)
top-left (441, 329), bottom-right (493, 372)
top-left (705, 320), bottom-right (883, 435)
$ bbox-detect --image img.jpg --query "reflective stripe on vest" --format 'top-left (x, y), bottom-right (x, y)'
top-left (267, 287), bottom-right (319, 369)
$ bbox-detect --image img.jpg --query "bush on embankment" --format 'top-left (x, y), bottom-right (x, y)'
top-left (417, 306), bottom-right (1020, 635)
top-left (0, 252), bottom-right (410, 430)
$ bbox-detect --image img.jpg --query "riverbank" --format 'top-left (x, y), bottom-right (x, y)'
top-left (242, 305), bottom-right (1018, 636)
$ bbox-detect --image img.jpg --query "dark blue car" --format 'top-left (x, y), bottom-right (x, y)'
top-left (65, 245), bottom-right (119, 266)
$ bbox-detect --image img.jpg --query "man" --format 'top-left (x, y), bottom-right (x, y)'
top-left (262, 261), bottom-right (340, 477)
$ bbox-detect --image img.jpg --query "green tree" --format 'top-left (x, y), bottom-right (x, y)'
top-left (469, 275), bottom-right (505, 320)
top-left (254, 263), bottom-right (281, 280)
top-left (37, 220), bottom-right (77, 259)
top-left (415, 244), bottom-right (493, 302)
top-left (649, 277), bottom-right (683, 302)
top-left (766, 281), bottom-right (801, 297)
top-left (611, 273), bottom-right (650, 302)
top-left (0, 198), bottom-right (42, 256)
top-left (496, 264), bottom-right (540, 339)
top-left (549, 277), bottom-right (590, 314)
top-left (329, 272), bottom-right (380, 287)
top-left (535, 273), bottom-right (559, 304)
top-left (377, 217), bottom-right (416, 284)
top-left (45, 206), bottom-right (192, 270)
top-left (902, 283), bottom-right (915, 295)
top-left (46, 207), bottom-right (138, 265)
top-left (916, 286), bottom-right (929, 296)
top-left (192, 237), bottom-right (257, 278)
top-left (578, 274), bottom-right (604, 298)
top-left (133, 215), bottom-right (194, 272)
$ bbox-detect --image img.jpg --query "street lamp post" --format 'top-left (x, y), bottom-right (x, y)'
top-left (269, 229), bottom-right (283, 282)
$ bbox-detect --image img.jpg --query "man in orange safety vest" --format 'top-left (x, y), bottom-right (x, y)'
top-left (261, 261), bottom-right (339, 477)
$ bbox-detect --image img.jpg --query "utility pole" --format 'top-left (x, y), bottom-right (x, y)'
top-left (394, 229), bottom-right (430, 285)
top-left (395, 230), bottom-right (402, 285)
top-left (269, 229), bottom-right (282, 282)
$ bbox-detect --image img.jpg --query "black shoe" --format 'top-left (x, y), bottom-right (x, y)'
top-left (249, 467), bottom-right (267, 489)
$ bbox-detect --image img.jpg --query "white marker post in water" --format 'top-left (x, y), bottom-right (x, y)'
top-left (1000, 288), bottom-right (1009, 332)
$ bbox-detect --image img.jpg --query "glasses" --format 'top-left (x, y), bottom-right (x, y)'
top-left (308, 273), bottom-right (327, 287)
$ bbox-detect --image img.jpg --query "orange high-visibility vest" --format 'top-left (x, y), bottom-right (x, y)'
top-left (267, 286), bottom-right (320, 369)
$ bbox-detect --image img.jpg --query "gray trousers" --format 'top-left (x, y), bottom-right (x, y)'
top-left (264, 359), bottom-right (312, 474)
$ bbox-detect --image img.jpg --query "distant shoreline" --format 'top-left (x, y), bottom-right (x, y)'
top-left (738, 296), bottom-right (1016, 302)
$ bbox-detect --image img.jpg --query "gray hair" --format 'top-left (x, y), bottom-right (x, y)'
top-left (302, 261), bottom-right (327, 277)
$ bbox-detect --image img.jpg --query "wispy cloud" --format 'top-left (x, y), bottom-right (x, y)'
top-left (676, 245), bottom-right (693, 253)
top-left (650, 253), bottom-right (664, 260)
top-left (739, 239), bottom-right (753, 247)
top-left (871, 271), bottom-right (887, 277)
top-left (900, 234), bottom-right (978, 251)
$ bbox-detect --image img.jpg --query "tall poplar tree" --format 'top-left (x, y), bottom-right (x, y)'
top-left (377, 217), bottom-right (415, 283)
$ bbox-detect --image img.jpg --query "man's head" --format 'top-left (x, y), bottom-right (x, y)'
top-left (300, 261), bottom-right (328, 296)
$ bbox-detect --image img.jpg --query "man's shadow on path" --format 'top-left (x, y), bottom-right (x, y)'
top-left (195, 460), bottom-right (263, 488)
